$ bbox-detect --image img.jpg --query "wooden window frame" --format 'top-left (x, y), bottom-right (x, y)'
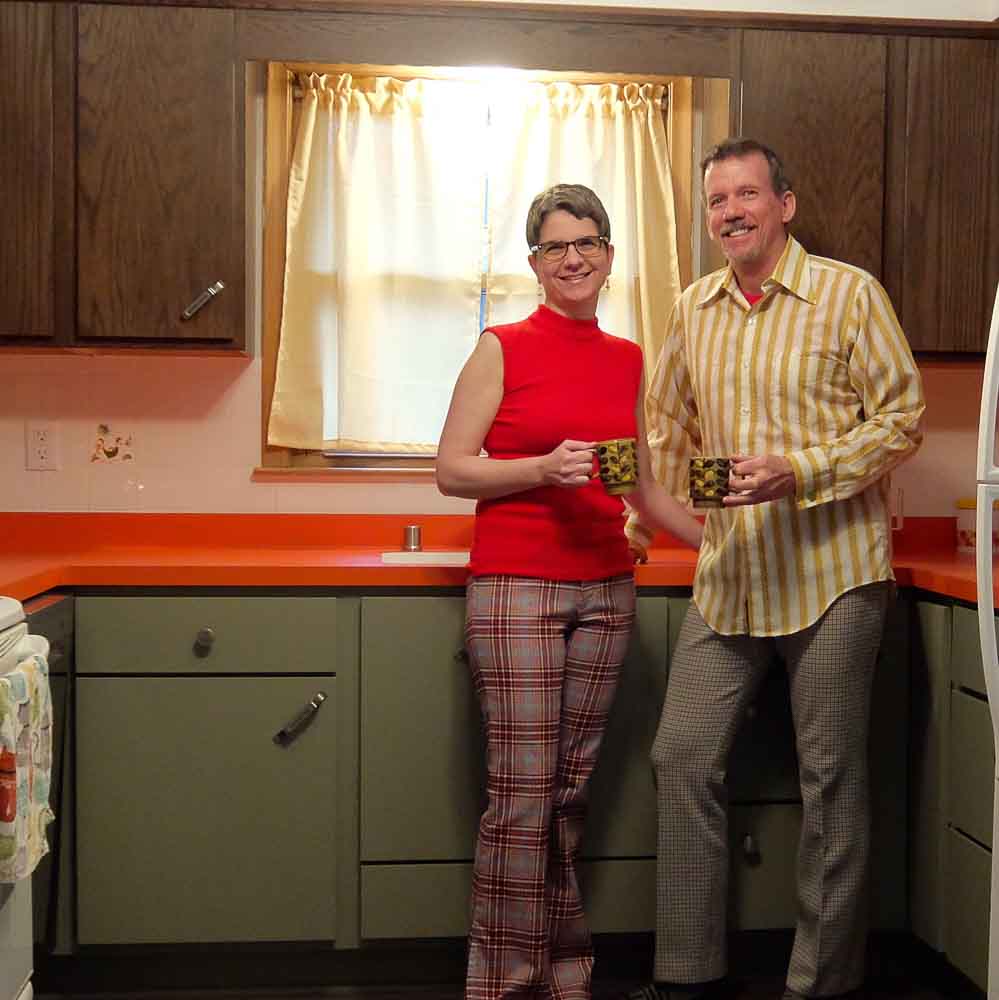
top-left (257, 60), bottom-right (722, 482)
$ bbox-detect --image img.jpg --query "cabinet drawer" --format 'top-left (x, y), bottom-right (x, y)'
top-left (360, 860), bottom-right (660, 939)
top-left (951, 603), bottom-right (988, 696)
top-left (77, 596), bottom-right (338, 674)
top-left (949, 688), bottom-right (995, 848)
top-left (581, 859), bottom-right (656, 932)
top-left (77, 676), bottom-right (336, 943)
top-left (361, 863), bottom-right (471, 939)
top-left (729, 804), bottom-right (801, 929)
top-left (944, 828), bottom-right (991, 992)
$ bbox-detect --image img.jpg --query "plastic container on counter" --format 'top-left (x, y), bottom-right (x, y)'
top-left (955, 497), bottom-right (999, 554)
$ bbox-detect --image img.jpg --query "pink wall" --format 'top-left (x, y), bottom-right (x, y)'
top-left (0, 352), bottom-right (982, 517)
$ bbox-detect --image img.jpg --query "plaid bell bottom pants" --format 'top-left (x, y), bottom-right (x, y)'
top-left (463, 573), bottom-right (636, 1000)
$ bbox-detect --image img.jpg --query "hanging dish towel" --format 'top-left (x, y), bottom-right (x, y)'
top-left (0, 634), bottom-right (54, 882)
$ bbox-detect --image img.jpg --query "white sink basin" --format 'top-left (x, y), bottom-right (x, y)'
top-left (381, 550), bottom-right (470, 566)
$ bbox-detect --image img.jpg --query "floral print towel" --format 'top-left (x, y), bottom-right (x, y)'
top-left (0, 646), bottom-right (54, 882)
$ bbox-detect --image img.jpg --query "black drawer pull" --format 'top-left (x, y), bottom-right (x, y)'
top-left (273, 691), bottom-right (328, 747)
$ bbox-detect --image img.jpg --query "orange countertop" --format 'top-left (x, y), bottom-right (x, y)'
top-left (0, 512), bottom-right (991, 608)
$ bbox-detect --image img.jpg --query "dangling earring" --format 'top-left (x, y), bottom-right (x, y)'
top-left (537, 282), bottom-right (544, 300)
top-left (603, 276), bottom-right (611, 291)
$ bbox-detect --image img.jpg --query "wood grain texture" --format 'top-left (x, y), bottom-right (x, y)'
top-left (77, 4), bottom-right (244, 344)
top-left (236, 8), bottom-right (735, 78)
top-left (76, 0), bottom-right (999, 41)
top-left (902, 37), bottom-right (999, 353)
top-left (0, 2), bottom-right (55, 340)
top-left (740, 30), bottom-right (888, 280)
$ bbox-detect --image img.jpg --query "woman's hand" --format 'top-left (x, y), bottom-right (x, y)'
top-left (540, 440), bottom-right (597, 488)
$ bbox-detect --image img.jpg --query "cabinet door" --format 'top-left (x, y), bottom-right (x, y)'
top-left (0, 2), bottom-right (73, 344)
top-left (77, 676), bottom-right (336, 944)
top-left (583, 596), bottom-right (670, 859)
top-left (740, 30), bottom-right (887, 279)
top-left (944, 828), bottom-right (991, 992)
top-left (360, 596), bottom-right (484, 862)
top-left (77, 4), bottom-right (244, 347)
top-left (902, 37), bottom-right (999, 352)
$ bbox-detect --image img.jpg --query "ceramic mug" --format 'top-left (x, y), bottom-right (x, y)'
top-left (595, 438), bottom-right (638, 495)
top-left (689, 456), bottom-right (731, 508)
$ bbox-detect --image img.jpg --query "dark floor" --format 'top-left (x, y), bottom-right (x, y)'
top-left (33, 931), bottom-right (983, 1000)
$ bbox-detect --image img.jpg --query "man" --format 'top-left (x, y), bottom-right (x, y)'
top-left (623, 138), bottom-right (924, 1000)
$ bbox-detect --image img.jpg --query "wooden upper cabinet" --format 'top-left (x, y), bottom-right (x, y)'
top-left (901, 37), bottom-right (999, 353)
top-left (77, 4), bottom-right (244, 348)
top-left (0, 2), bottom-right (74, 344)
top-left (740, 30), bottom-right (888, 281)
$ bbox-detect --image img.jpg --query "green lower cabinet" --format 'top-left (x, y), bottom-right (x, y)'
top-left (728, 804), bottom-right (802, 929)
top-left (949, 688), bottom-right (994, 849)
top-left (583, 596), bottom-right (673, 859)
top-left (944, 827), bottom-right (991, 991)
top-left (76, 676), bottom-right (337, 944)
top-left (361, 863), bottom-right (472, 938)
top-left (951, 602), bottom-right (990, 696)
top-left (360, 596), bottom-right (483, 864)
top-left (909, 598), bottom-right (952, 952)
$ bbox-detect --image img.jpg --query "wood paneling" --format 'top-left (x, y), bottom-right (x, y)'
top-left (902, 37), bottom-right (999, 353)
top-left (0, 2), bottom-right (53, 339)
top-left (740, 30), bottom-right (888, 280)
top-left (77, 4), bottom-right (244, 345)
top-left (237, 9), bottom-right (736, 78)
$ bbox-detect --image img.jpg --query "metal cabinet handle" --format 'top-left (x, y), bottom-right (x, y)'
top-left (192, 627), bottom-right (216, 658)
top-left (181, 280), bottom-right (225, 320)
top-left (273, 691), bottom-right (328, 747)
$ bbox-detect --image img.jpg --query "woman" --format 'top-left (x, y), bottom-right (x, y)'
top-left (436, 183), bottom-right (702, 1000)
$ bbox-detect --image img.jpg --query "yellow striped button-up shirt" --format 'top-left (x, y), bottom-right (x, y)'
top-left (629, 236), bottom-right (924, 637)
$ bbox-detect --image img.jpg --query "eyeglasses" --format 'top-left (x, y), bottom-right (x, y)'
top-left (530, 235), bottom-right (610, 263)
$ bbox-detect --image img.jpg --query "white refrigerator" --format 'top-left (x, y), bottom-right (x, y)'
top-left (974, 280), bottom-right (999, 1000)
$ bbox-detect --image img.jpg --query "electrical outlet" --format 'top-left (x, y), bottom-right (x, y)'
top-left (25, 421), bottom-right (61, 471)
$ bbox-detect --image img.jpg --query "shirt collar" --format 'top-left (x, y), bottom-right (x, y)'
top-left (695, 235), bottom-right (817, 309)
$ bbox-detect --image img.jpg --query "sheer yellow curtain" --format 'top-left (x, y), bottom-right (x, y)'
top-left (267, 73), bottom-right (486, 453)
top-left (486, 81), bottom-right (684, 375)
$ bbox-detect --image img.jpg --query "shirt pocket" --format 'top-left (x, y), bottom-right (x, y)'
top-left (777, 346), bottom-right (838, 392)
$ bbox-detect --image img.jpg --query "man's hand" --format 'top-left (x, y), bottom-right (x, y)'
top-left (724, 454), bottom-right (796, 506)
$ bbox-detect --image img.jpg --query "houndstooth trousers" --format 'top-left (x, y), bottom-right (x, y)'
top-left (463, 573), bottom-right (636, 1000)
top-left (650, 582), bottom-right (891, 997)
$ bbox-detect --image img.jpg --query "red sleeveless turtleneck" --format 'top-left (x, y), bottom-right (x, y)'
top-left (469, 305), bottom-right (642, 581)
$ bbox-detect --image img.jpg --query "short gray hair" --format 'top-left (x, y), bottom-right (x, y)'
top-left (525, 184), bottom-right (611, 248)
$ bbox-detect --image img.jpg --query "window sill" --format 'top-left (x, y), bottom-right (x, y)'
top-left (252, 466), bottom-right (437, 485)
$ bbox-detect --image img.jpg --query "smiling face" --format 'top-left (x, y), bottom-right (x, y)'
top-left (528, 209), bottom-right (614, 321)
top-left (704, 151), bottom-right (796, 290)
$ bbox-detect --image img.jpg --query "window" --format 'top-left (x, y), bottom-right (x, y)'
top-left (258, 63), bottom-right (729, 477)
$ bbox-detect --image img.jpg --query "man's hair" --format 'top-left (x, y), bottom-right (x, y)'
top-left (700, 137), bottom-right (793, 196)
top-left (525, 184), bottom-right (611, 248)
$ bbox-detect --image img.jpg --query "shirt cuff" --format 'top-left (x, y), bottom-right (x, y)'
top-left (787, 446), bottom-right (834, 508)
